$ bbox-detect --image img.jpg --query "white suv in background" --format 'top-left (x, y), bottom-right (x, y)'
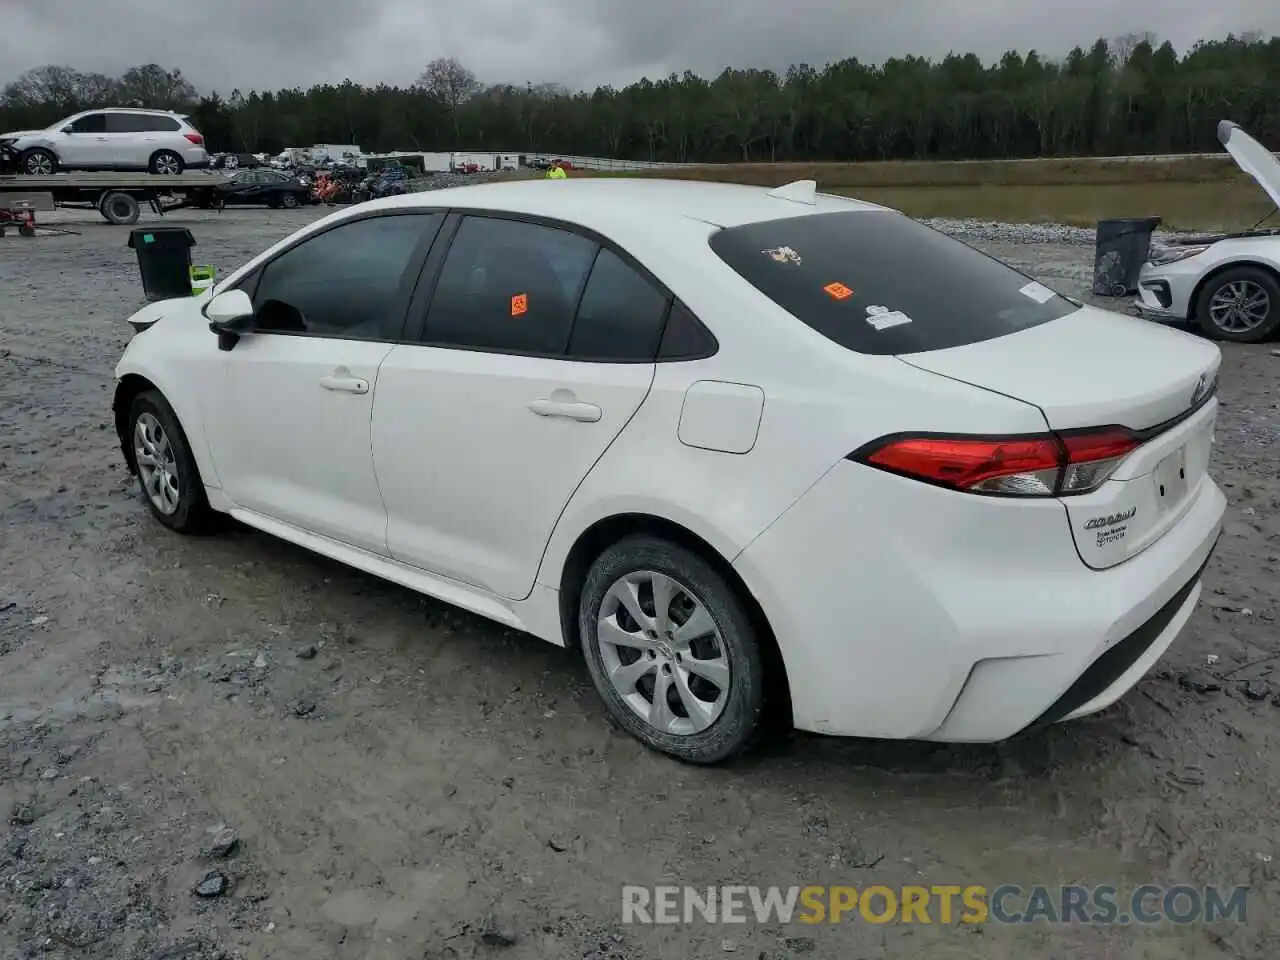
top-left (0, 108), bottom-right (210, 176)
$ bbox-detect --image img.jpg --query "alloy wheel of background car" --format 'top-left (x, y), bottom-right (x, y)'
top-left (281, 193), bottom-right (299, 208)
top-left (1196, 266), bottom-right (1280, 343)
top-left (127, 390), bottom-right (214, 533)
top-left (579, 536), bottom-right (766, 764)
top-left (21, 149), bottom-right (56, 175)
top-left (150, 151), bottom-right (184, 175)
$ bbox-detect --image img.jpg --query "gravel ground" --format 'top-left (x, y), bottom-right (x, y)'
top-left (1, 208), bottom-right (1278, 960)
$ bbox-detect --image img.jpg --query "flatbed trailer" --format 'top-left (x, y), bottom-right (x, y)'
top-left (0, 172), bottom-right (230, 226)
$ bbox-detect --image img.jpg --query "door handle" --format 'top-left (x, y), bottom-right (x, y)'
top-left (528, 399), bottom-right (601, 422)
top-left (319, 375), bottom-right (369, 395)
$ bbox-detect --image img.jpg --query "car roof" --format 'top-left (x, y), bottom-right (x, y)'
top-left (359, 177), bottom-right (890, 233)
top-left (73, 107), bottom-right (185, 116)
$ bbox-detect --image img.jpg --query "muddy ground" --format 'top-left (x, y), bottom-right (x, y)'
top-left (1, 206), bottom-right (1278, 960)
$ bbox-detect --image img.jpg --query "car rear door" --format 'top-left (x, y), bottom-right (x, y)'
top-left (372, 213), bottom-right (669, 600)
top-left (207, 211), bottom-right (444, 554)
top-left (101, 112), bottom-right (148, 166)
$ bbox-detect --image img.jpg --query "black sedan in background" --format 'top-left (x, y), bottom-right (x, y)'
top-left (209, 169), bottom-right (312, 209)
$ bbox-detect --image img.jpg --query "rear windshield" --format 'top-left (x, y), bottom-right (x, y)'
top-left (709, 210), bottom-right (1078, 355)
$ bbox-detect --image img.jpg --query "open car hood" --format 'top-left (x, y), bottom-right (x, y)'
top-left (1218, 120), bottom-right (1280, 210)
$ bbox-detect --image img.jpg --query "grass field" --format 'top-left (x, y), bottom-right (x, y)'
top-left (595, 155), bottom-right (1274, 231)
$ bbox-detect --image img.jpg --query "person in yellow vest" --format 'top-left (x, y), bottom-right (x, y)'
top-left (546, 161), bottom-right (568, 179)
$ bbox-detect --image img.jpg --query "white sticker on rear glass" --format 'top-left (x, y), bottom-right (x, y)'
top-left (865, 304), bottom-right (912, 330)
top-left (1019, 281), bottom-right (1056, 303)
top-left (762, 245), bottom-right (802, 264)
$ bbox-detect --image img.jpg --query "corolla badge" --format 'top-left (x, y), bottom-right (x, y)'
top-left (1084, 507), bottom-right (1136, 531)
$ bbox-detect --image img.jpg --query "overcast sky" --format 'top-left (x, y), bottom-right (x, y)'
top-left (3, 0), bottom-right (1279, 94)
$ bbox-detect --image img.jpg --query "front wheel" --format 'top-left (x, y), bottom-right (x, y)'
top-left (579, 537), bottom-right (766, 764)
top-left (128, 390), bottom-right (215, 533)
top-left (20, 148), bottom-right (57, 176)
top-left (1194, 266), bottom-right (1280, 342)
top-left (280, 192), bottom-right (300, 209)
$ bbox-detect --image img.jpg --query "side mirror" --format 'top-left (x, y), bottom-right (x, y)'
top-left (60, 126), bottom-right (74, 134)
top-left (204, 289), bottom-right (255, 350)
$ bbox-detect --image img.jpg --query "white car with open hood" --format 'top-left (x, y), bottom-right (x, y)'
top-left (1136, 120), bottom-right (1280, 342)
top-left (112, 177), bottom-right (1225, 764)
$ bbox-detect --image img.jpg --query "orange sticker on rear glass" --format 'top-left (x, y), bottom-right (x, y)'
top-left (823, 282), bottom-right (854, 300)
top-left (511, 293), bottom-right (528, 316)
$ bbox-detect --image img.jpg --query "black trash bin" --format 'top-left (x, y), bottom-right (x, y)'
top-left (128, 227), bottom-right (196, 302)
top-left (1092, 217), bottom-right (1161, 297)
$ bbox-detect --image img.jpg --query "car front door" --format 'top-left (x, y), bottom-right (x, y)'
top-left (372, 214), bottom-right (670, 600)
top-left (56, 112), bottom-right (108, 166)
top-left (208, 211), bottom-right (445, 554)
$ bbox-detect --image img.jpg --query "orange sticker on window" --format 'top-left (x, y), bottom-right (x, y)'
top-left (511, 293), bottom-right (528, 316)
top-left (824, 282), bottom-right (854, 300)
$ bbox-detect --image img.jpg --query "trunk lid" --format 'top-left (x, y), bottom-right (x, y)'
top-left (900, 306), bottom-right (1221, 569)
top-left (1218, 120), bottom-right (1280, 211)
top-left (899, 305), bottom-right (1219, 431)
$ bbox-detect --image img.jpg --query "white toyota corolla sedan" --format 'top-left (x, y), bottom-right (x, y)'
top-left (113, 177), bottom-right (1226, 764)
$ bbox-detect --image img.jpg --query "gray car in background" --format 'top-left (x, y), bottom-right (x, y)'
top-left (0, 108), bottom-right (210, 176)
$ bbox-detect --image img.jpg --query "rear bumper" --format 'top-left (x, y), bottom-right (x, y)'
top-left (1021, 537), bottom-right (1216, 733)
top-left (733, 461), bottom-right (1226, 741)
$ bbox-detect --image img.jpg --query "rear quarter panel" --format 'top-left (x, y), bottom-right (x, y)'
top-left (535, 239), bottom-right (1054, 592)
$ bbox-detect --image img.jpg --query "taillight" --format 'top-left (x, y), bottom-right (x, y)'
top-left (851, 428), bottom-right (1141, 497)
top-left (184, 133), bottom-right (204, 146)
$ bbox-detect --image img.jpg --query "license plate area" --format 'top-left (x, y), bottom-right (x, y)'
top-left (1153, 444), bottom-right (1188, 512)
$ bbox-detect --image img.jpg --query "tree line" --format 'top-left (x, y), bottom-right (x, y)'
top-left (2, 33), bottom-right (1279, 164)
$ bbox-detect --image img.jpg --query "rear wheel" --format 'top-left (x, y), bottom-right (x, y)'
top-left (100, 191), bottom-right (140, 225)
top-left (1194, 266), bottom-right (1280, 342)
top-left (578, 536), bottom-right (766, 764)
top-left (128, 390), bottom-right (215, 533)
top-left (20, 148), bottom-right (56, 176)
top-left (149, 150), bottom-right (184, 175)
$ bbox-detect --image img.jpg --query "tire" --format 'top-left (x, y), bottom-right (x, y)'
top-left (100, 191), bottom-right (140, 225)
top-left (578, 536), bottom-right (766, 764)
top-left (127, 390), bottom-right (215, 534)
top-left (281, 192), bottom-right (300, 209)
top-left (20, 148), bottom-right (57, 176)
top-left (149, 150), bottom-right (184, 175)
top-left (1194, 266), bottom-right (1280, 343)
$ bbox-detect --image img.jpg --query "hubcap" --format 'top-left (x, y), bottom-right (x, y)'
top-left (155, 155), bottom-right (180, 175)
top-left (133, 412), bottom-right (181, 515)
top-left (1209, 280), bottom-right (1270, 333)
top-left (597, 571), bottom-right (730, 736)
top-left (27, 153), bottom-right (52, 175)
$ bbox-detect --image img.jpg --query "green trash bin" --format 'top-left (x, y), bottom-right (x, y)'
top-left (190, 265), bottom-right (216, 296)
top-left (128, 227), bottom-right (196, 301)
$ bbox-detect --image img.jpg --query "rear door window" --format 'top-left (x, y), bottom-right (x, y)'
top-left (708, 211), bottom-right (1079, 355)
top-left (422, 216), bottom-right (598, 355)
top-left (567, 249), bottom-right (671, 360)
